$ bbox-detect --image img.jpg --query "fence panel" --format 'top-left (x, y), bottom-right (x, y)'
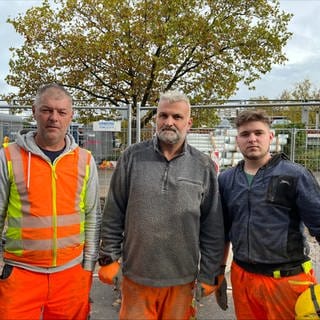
top-left (1, 103), bottom-right (320, 172)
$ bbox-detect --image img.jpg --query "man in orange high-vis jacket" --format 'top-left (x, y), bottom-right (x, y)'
top-left (0, 83), bottom-right (101, 320)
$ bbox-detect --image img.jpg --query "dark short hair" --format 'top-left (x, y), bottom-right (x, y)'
top-left (235, 109), bottom-right (271, 128)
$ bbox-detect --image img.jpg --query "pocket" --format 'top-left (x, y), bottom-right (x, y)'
top-left (0, 264), bottom-right (13, 280)
top-left (266, 175), bottom-right (297, 208)
top-left (287, 273), bottom-right (316, 295)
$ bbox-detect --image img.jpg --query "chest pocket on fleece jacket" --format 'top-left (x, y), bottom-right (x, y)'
top-left (266, 175), bottom-right (297, 208)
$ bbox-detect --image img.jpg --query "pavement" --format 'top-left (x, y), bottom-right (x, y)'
top-left (90, 273), bottom-right (236, 320)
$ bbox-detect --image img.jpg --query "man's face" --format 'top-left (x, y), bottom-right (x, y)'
top-left (236, 121), bottom-right (274, 161)
top-left (32, 90), bottom-right (73, 149)
top-left (156, 100), bottom-right (192, 146)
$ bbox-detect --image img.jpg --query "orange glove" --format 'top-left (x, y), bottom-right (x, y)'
top-left (200, 282), bottom-right (217, 297)
top-left (98, 261), bottom-right (121, 285)
top-left (195, 282), bottom-right (217, 301)
top-left (196, 273), bottom-right (226, 300)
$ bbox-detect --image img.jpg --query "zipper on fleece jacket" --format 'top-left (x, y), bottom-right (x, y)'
top-left (161, 163), bottom-right (170, 192)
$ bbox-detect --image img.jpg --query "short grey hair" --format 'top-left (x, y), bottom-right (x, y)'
top-left (158, 90), bottom-right (191, 116)
top-left (159, 90), bottom-right (190, 107)
top-left (34, 83), bottom-right (73, 107)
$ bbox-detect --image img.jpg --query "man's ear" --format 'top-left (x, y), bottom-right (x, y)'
top-left (269, 130), bottom-right (275, 142)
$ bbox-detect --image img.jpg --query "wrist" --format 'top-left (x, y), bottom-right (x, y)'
top-left (98, 256), bottom-right (114, 266)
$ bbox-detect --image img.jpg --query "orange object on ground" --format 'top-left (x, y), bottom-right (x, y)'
top-left (231, 261), bottom-right (317, 320)
top-left (98, 261), bottom-right (120, 285)
top-left (0, 264), bottom-right (92, 320)
top-left (99, 160), bottom-right (114, 169)
top-left (120, 276), bottom-right (194, 320)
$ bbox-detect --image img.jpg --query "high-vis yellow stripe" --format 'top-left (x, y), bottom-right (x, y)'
top-left (4, 144), bottom-right (90, 267)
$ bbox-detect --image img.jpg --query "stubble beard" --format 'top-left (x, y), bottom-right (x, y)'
top-left (243, 148), bottom-right (269, 161)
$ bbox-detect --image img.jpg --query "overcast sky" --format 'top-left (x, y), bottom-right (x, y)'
top-left (1, 0), bottom-right (320, 99)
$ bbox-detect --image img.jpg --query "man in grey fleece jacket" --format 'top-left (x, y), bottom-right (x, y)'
top-left (99, 90), bottom-right (225, 319)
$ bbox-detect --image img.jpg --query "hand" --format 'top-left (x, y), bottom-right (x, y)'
top-left (195, 282), bottom-right (217, 301)
top-left (98, 261), bottom-right (121, 285)
top-left (201, 282), bottom-right (217, 297)
top-left (195, 266), bottom-right (227, 301)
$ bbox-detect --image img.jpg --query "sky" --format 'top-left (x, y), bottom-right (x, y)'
top-left (1, 0), bottom-right (320, 100)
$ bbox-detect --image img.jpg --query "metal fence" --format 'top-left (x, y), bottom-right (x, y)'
top-left (1, 101), bottom-right (320, 172)
top-left (186, 126), bottom-right (320, 172)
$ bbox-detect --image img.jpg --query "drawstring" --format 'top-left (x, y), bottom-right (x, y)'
top-left (27, 151), bottom-right (31, 189)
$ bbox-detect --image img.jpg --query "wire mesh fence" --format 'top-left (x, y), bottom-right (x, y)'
top-left (1, 102), bottom-right (320, 173)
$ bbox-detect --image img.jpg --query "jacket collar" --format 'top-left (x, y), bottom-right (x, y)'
top-left (238, 152), bottom-right (289, 172)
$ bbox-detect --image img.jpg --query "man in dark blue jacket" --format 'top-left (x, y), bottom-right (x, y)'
top-left (219, 109), bottom-right (320, 319)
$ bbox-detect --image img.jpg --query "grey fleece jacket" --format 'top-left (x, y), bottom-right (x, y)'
top-left (0, 130), bottom-right (101, 272)
top-left (99, 137), bottom-right (225, 287)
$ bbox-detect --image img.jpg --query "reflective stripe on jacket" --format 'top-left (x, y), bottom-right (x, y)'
top-left (3, 143), bottom-right (91, 267)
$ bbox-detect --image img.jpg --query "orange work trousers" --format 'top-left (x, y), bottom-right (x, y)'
top-left (120, 276), bottom-right (195, 320)
top-left (231, 261), bottom-right (317, 320)
top-left (0, 263), bottom-right (92, 320)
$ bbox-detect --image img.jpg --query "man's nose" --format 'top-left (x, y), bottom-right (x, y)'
top-left (49, 110), bottom-right (59, 121)
top-left (164, 116), bottom-right (174, 126)
top-left (248, 133), bottom-right (257, 141)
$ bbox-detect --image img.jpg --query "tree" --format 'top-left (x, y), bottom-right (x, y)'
top-left (279, 79), bottom-right (320, 125)
top-left (4, 0), bottom-right (292, 122)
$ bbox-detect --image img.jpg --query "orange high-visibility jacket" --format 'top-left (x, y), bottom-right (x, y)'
top-left (3, 143), bottom-right (91, 267)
